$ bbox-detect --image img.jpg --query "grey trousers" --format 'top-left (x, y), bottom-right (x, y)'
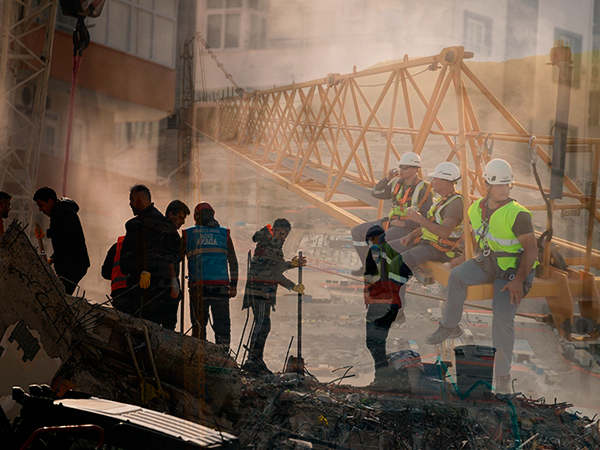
top-left (351, 219), bottom-right (413, 265)
top-left (441, 259), bottom-right (535, 377)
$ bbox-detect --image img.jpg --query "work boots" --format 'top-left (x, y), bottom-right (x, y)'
top-left (368, 366), bottom-right (399, 391)
top-left (425, 324), bottom-right (462, 345)
top-left (241, 357), bottom-right (273, 376)
top-left (495, 375), bottom-right (512, 394)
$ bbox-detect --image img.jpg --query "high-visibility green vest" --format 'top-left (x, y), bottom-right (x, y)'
top-left (388, 179), bottom-right (429, 220)
top-left (421, 192), bottom-right (464, 258)
top-left (468, 198), bottom-right (539, 271)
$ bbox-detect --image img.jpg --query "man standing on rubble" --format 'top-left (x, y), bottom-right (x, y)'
top-left (0, 191), bottom-right (11, 235)
top-left (350, 152), bottom-right (432, 275)
top-left (363, 224), bottom-right (412, 389)
top-left (242, 218), bottom-right (306, 375)
top-left (33, 187), bottom-right (90, 295)
top-left (120, 184), bottom-right (179, 326)
top-left (162, 199), bottom-right (190, 330)
top-left (425, 159), bottom-right (538, 392)
top-left (183, 202), bottom-right (238, 345)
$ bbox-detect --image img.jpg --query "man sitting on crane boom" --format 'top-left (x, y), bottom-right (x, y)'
top-left (425, 159), bottom-right (539, 392)
top-left (351, 152), bottom-right (433, 275)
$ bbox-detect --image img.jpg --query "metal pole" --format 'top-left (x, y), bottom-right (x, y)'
top-left (180, 255), bottom-right (185, 333)
top-left (549, 41), bottom-right (573, 200)
top-left (585, 144), bottom-right (599, 271)
top-left (297, 251), bottom-right (303, 375)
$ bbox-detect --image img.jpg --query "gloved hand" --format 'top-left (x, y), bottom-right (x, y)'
top-left (140, 271), bottom-right (151, 289)
top-left (290, 256), bottom-right (307, 268)
top-left (170, 278), bottom-right (179, 298)
top-left (34, 225), bottom-right (45, 239)
top-left (373, 308), bottom-right (399, 327)
top-left (291, 283), bottom-right (305, 295)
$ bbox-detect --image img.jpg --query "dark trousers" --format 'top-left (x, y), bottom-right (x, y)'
top-left (56, 266), bottom-right (88, 295)
top-left (189, 285), bottom-right (231, 346)
top-left (248, 300), bottom-right (271, 361)
top-left (366, 303), bottom-right (396, 372)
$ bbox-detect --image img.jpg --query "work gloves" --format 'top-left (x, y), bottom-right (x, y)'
top-left (170, 278), bottom-right (179, 298)
top-left (291, 283), bottom-right (305, 295)
top-left (34, 225), bottom-right (45, 239)
top-left (140, 271), bottom-right (151, 289)
top-left (290, 255), bottom-right (307, 268)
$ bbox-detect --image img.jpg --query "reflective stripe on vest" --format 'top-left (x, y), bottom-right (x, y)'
top-left (421, 192), bottom-right (464, 257)
top-left (468, 198), bottom-right (538, 271)
top-left (111, 236), bottom-right (127, 292)
top-left (388, 179), bottom-right (429, 220)
top-left (184, 225), bottom-right (230, 285)
top-left (364, 242), bottom-right (405, 307)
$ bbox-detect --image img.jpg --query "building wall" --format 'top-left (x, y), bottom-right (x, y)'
top-left (196, 0), bottom-right (593, 95)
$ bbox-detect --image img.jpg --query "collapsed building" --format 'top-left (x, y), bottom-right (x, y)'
top-left (1, 222), bottom-right (599, 449)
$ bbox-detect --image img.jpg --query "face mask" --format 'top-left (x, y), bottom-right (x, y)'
top-left (370, 245), bottom-right (381, 264)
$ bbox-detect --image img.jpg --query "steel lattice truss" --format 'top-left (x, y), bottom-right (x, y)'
top-left (193, 46), bottom-right (600, 341)
top-left (0, 0), bottom-right (58, 226)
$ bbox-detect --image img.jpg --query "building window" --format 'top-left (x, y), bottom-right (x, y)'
top-left (464, 11), bottom-right (493, 57)
top-left (85, 0), bottom-right (178, 67)
top-left (554, 28), bottom-right (583, 89)
top-left (205, 0), bottom-right (242, 49)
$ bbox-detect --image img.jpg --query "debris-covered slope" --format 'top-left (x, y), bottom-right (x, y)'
top-left (1, 222), bottom-right (599, 449)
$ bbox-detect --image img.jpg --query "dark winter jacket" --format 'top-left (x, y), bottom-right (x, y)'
top-left (46, 198), bottom-right (90, 275)
top-left (120, 204), bottom-right (176, 284)
top-left (242, 224), bottom-right (295, 309)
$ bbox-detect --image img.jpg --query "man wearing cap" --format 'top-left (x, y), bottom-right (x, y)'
top-left (363, 224), bottom-right (412, 389)
top-left (351, 152), bottom-right (432, 275)
top-left (183, 202), bottom-right (238, 346)
top-left (425, 159), bottom-right (538, 392)
top-left (242, 218), bottom-right (306, 374)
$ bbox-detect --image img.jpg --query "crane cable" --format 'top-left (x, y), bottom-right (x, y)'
top-left (194, 32), bottom-right (244, 96)
top-left (529, 136), bottom-right (554, 247)
top-left (62, 17), bottom-right (90, 197)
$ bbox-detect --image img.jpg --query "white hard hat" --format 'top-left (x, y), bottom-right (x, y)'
top-left (398, 152), bottom-right (421, 168)
top-left (428, 162), bottom-right (461, 182)
top-left (483, 158), bottom-right (513, 185)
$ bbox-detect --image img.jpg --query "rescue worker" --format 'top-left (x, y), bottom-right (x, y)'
top-left (0, 191), bottom-right (11, 235)
top-left (351, 152), bottom-right (432, 275)
top-left (425, 159), bottom-right (538, 392)
top-left (33, 187), bottom-right (90, 295)
top-left (183, 202), bottom-right (238, 346)
top-left (120, 184), bottom-right (179, 326)
top-left (242, 218), bottom-right (306, 375)
top-left (363, 224), bottom-right (412, 389)
top-left (101, 236), bottom-right (130, 312)
top-left (159, 200), bottom-right (190, 330)
top-left (397, 161), bottom-right (464, 270)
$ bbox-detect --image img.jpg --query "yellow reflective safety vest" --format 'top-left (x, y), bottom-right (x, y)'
top-left (420, 192), bottom-right (464, 258)
top-left (468, 198), bottom-right (539, 272)
top-left (388, 179), bottom-right (430, 220)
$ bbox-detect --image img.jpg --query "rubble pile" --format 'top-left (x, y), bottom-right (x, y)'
top-left (1, 222), bottom-right (599, 449)
top-left (0, 223), bottom-right (241, 426)
top-left (233, 376), bottom-right (599, 449)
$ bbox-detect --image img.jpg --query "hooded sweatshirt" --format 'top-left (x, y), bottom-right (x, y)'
top-left (46, 198), bottom-right (90, 274)
top-left (242, 224), bottom-right (295, 309)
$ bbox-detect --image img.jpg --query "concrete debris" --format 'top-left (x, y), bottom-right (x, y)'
top-left (1, 222), bottom-right (599, 449)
